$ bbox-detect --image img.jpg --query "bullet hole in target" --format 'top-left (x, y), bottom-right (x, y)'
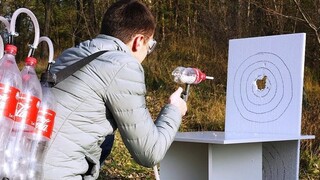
top-left (256, 75), bottom-right (268, 90)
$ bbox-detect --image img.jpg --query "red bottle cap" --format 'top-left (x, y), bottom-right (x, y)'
top-left (193, 68), bottom-right (207, 84)
top-left (4, 44), bottom-right (18, 55)
top-left (25, 57), bottom-right (37, 66)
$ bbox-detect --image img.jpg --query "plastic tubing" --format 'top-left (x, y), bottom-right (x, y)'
top-left (0, 16), bottom-right (10, 32)
top-left (39, 36), bottom-right (54, 63)
top-left (9, 8), bottom-right (40, 56)
top-left (0, 16), bottom-right (10, 57)
top-left (0, 35), bottom-right (3, 59)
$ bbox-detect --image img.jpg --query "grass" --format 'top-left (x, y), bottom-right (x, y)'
top-left (299, 68), bottom-right (320, 180)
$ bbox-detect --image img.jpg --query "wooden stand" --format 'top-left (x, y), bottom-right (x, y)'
top-left (160, 132), bottom-right (314, 180)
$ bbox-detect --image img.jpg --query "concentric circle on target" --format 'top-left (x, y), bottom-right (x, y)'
top-left (233, 52), bottom-right (293, 123)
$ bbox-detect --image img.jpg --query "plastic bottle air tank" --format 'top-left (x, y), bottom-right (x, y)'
top-left (5, 57), bottom-right (42, 179)
top-left (26, 64), bottom-right (57, 180)
top-left (0, 44), bottom-right (22, 178)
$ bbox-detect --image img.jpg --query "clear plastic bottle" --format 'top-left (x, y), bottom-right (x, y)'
top-left (172, 67), bottom-right (214, 101)
top-left (172, 66), bottom-right (213, 84)
top-left (26, 65), bottom-right (56, 180)
top-left (0, 44), bottom-right (22, 178)
top-left (4, 56), bottom-right (42, 179)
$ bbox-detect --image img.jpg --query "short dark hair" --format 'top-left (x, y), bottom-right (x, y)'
top-left (100, 0), bottom-right (156, 43)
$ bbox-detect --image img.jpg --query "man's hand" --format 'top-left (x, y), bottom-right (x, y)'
top-left (168, 87), bottom-right (187, 116)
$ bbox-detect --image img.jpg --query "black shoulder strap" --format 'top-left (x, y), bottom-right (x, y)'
top-left (53, 50), bottom-right (109, 85)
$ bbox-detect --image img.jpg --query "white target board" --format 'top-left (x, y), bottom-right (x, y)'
top-left (225, 33), bottom-right (306, 135)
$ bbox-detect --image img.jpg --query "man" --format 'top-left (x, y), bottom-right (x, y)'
top-left (43, 0), bottom-right (187, 179)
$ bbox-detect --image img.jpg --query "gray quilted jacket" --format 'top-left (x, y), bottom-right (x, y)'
top-left (43, 34), bottom-right (182, 179)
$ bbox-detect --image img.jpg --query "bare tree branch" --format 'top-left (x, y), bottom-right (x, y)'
top-left (293, 0), bottom-right (320, 45)
top-left (250, 1), bottom-right (305, 23)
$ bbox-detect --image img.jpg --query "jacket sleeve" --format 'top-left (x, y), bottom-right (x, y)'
top-left (105, 61), bottom-right (182, 167)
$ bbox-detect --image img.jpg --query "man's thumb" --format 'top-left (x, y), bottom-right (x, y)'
top-left (175, 87), bottom-right (183, 95)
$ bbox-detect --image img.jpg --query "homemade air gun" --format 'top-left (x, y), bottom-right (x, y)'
top-left (172, 66), bottom-right (214, 101)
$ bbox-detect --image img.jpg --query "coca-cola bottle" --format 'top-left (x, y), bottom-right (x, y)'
top-left (26, 64), bottom-right (56, 180)
top-left (0, 44), bottom-right (22, 178)
top-left (172, 66), bottom-right (213, 84)
top-left (4, 56), bottom-right (42, 179)
top-left (171, 67), bottom-right (214, 101)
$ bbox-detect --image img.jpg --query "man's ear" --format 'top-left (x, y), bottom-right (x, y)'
top-left (131, 35), bottom-right (144, 52)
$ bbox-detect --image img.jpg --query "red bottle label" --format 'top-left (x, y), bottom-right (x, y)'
top-left (35, 108), bottom-right (56, 139)
top-left (15, 93), bottom-right (41, 127)
top-left (0, 83), bottom-right (20, 120)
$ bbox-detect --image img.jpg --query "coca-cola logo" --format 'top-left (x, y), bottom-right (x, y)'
top-left (35, 108), bottom-right (55, 139)
top-left (14, 94), bottom-right (41, 127)
top-left (36, 110), bottom-right (52, 132)
top-left (15, 101), bottom-right (31, 119)
top-left (0, 84), bottom-right (20, 120)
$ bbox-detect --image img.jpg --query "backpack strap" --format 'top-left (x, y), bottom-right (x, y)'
top-left (53, 50), bottom-right (109, 85)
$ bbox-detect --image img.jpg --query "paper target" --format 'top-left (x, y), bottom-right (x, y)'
top-left (233, 52), bottom-right (293, 123)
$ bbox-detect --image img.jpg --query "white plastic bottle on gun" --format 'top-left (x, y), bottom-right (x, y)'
top-left (26, 63), bottom-right (56, 180)
top-left (5, 56), bottom-right (42, 179)
top-left (0, 44), bottom-right (22, 177)
top-left (172, 66), bottom-right (214, 84)
top-left (172, 66), bottom-right (214, 101)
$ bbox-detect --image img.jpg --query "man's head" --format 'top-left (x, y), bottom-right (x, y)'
top-left (100, 0), bottom-right (156, 62)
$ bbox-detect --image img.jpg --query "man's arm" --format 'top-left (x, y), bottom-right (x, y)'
top-left (105, 61), bottom-right (184, 167)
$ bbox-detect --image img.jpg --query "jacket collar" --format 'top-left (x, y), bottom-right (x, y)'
top-left (95, 34), bottom-right (131, 54)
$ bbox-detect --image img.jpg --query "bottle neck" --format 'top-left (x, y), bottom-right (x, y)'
top-left (5, 50), bottom-right (16, 56)
top-left (2, 53), bottom-right (17, 64)
top-left (23, 64), bottom-right (37, 75)
top-left (3, 53), bottom-right (16, 59)
top-left (25, 63), bottom-right (36, 68)
top-left (41, 81), bottom-right (53, 88)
